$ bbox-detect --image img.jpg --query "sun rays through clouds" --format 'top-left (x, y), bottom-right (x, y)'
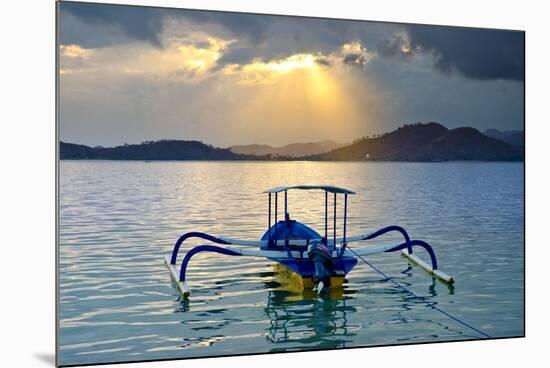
top-left (58, 2), bottom-right (524, 147)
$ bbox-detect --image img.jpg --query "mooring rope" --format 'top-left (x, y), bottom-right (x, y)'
top-left (346, 246), bottom-right (492, 339)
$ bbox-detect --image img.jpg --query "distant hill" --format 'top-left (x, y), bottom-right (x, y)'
top-left (60, 123), bottom-right (524, 162)
top-left (230, 141), bottom-right (345, 157)
top-left (60, 142), bottom-right (97, 159)
top-left (484, 129), bottom-right (524, 147)
top-left (306, 122), bottom-right (523, 161)
top-left (60, 140), bottom-right (262, 160)
top-left (415, 127), bottom-right (522, 161)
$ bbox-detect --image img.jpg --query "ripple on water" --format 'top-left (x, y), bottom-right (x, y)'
top-left (58, 161), bottom-right (524, 366)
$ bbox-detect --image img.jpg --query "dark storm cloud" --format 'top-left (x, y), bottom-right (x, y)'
top-left (377, 34), bottom-right (417, 58)
top-left (59, 2), bottom-right (524, 82)
top-left (59, 2), bottom-right (276, 48)
top-left (315, 56), bottom-right (332, 67)
top-left (181, 11), bottom-right (273, 45)
top-left (211, 17), bottom-right (347, 70)
top-left (59, 2), bottom-right (334, 70)
top-left (387, 25), bottom-right (525, 81)
top-left (342, 52), bottom-right (368, 66)
top-left (60, 2), bottom-right (167, 47)
top-left (213, 47), bottom-right (259, 69)
top-left (59, 2), bottom-right (393, 70)
top-left (211, 17), bottom-right (387, 70)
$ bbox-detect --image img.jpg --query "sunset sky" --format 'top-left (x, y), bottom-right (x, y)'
top-left (58, 1), bottom-right (524, 147)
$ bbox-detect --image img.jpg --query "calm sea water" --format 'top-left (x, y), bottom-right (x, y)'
top-left (58, 161), bottom-right (524, 366)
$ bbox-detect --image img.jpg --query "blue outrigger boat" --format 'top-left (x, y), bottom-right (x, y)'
top-left (165, 185), bottom-right (453, 297)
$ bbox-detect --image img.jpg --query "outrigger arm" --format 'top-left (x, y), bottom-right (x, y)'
top-left (170, 225), bottom-right (412, 259)
top-left (340, 225), bottom-right (453, 283)
top-left (167, 225), bottom-right (453, 297)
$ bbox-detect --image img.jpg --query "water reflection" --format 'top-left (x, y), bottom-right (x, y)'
top-left (265, 289), bottom-right (355, 350)
top-left (263, 265), bottom-right (355, 348)
top-left (264, 262), bottom-right (464, 349)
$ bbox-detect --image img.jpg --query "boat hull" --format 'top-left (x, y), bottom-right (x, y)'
top-left (274, 263), bottom-right (346, 289)
top-left (275, 256), bottom-right (357, 289)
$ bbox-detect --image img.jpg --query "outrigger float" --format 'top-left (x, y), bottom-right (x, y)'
top-left (165, 185), bottom-right (453, 298)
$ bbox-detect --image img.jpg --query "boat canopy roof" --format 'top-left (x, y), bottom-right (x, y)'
top-left (263, 185), bottom-right (356, 195)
